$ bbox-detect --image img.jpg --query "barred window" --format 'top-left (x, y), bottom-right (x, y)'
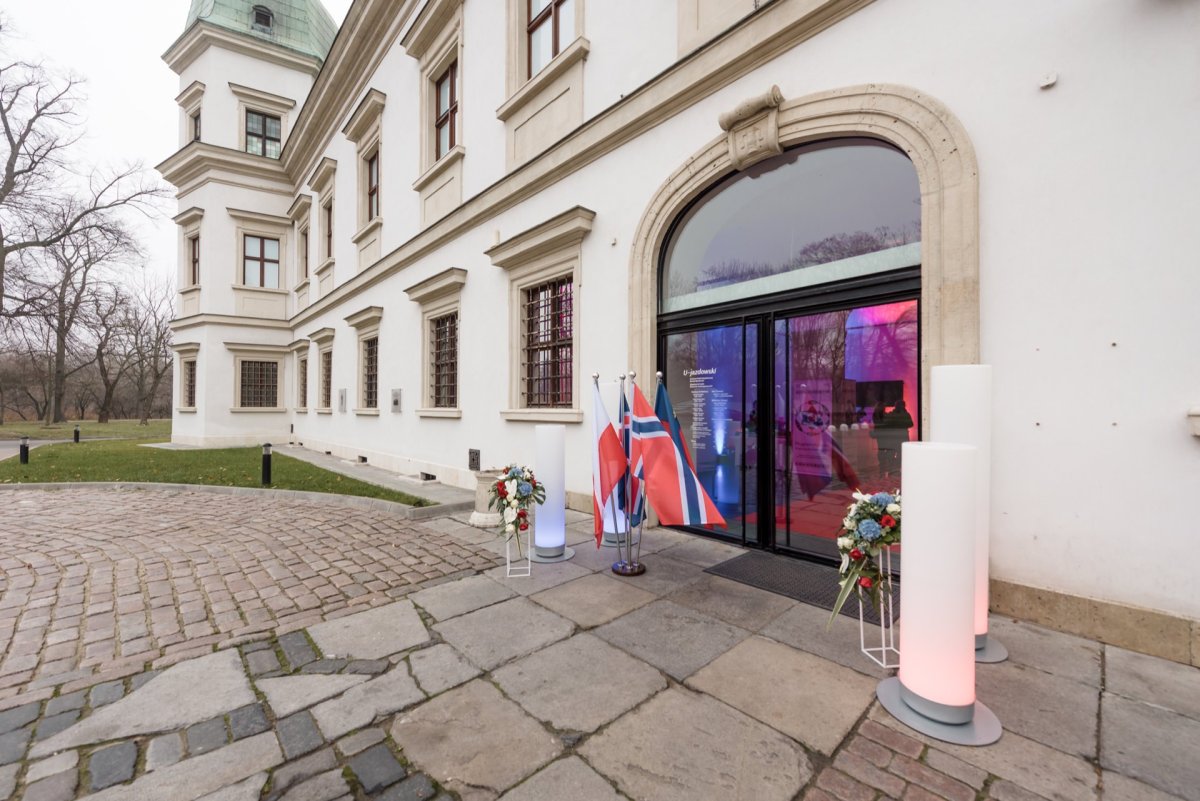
top-left (183, 360), bottom-right (197, 407)
top-left (243, 235), bottom-right (280, 288)
top-left (522, 275), bottom-right (573, 408)
top-left (320, 349), bottom-right (332, 409)
top-left (430, 313), bottom-right (458, 408)
top-left (239, 360), bottom-right (278, 408)
top-left (298, 357), bottom-right (308, 408)
top-left (362, 337), bottom-right (379, 409)
top-left (246, 110), bottom-right (281, 159)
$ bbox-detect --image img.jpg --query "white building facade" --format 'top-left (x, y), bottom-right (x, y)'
top-left (161, 0), bottom-right (1200, 663)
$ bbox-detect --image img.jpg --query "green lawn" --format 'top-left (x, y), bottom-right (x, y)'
top-left (0, 419), bottom-right (172, 441)
top-left (0, 440), bottom-right (433, 506)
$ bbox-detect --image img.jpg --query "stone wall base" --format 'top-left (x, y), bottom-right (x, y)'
top-left (991, 578), bottom-right (1199, 667)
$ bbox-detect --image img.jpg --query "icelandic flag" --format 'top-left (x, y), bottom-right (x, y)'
top-left (618, 386), bottom-right (645, 528)
top-left (631, 382), bottom-right (726, 528)
top-left (591, 383), bottom-right (627, 545)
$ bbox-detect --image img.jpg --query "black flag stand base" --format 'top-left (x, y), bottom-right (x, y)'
top-left (612, 560), bottom-right (646, 576)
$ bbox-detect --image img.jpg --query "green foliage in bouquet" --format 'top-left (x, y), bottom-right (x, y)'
top-left (828, 490), bottom-right (902, 627)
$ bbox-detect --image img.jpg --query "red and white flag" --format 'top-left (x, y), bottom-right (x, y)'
top-left (591, 382), bottom-right (627, 545)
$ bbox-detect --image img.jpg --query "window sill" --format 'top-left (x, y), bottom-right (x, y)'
top-left (351, 216), bottom-right (383, 245)
top-left (413, 145), bottom-right (465, 192)
top-left (295, 278), bottom-right (310, 293)
top-left (295, 407), bottom-right (308, 413)
top-left (497, 36), bottom-right (590, 122)
top-left (230, 407), bottom-right (287, 413)
top-left (316, 257), bottom-right (335, 276)
top-left (500, 408), bottom-right (583, 423)
top-left (180, 285), bottom-right (201, 295)
top-left (232, 284), bottom-right (288, 295)
top-left (177, 407), bottom-right (197, 414)
top-left (315, 408), bottom-right (333, 415)
top-left (354, 408), bottom-right (380, 416)
top-left (417, 408), bottom-right (462, 419)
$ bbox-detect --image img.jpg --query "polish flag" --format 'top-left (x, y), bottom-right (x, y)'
top-left (592, 383), bottom-right (627, 545)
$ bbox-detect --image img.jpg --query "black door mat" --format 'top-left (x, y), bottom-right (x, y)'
top-left (705, 550), bottom-right (899, 626)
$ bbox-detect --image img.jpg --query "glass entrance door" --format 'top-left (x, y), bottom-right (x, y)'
top-left (660, 298), bottom-right (918, 559)
top-left (772, 299), bottom-right (918, 557)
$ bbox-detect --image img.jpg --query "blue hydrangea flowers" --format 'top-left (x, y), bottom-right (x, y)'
top-left (857, 519), bottom-right (883, 541)
top-left (870, 492), bottom-right (895, 507)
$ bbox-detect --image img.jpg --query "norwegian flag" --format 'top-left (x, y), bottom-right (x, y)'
top-left (630, 382), bottom-right (726, 528)
top-left (618, 386), bottom-right (645, 528)
top-left (591, 382), bottom-right (627, 545)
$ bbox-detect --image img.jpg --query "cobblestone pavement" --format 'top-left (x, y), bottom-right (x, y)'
top-left (0, 488), bottom-right (501, 704)
top-left (0, 497), bottom-right (1195, 801)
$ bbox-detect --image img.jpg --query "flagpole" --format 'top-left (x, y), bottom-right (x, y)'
top-left (595, 372), bottom-right (626, 567)
top-left (631, 371), bottom-right (664, 568)
top-left (616, 374), bottom-right (631, 568)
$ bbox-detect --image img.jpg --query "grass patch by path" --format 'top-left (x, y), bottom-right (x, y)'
top-left (0, 439), bottom-right (433, 507)
top-left (0, 419), bottom-right (172, 441)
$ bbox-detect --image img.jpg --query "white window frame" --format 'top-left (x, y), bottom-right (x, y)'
top-left (404, 268), bottom-right (466, 418)
top-left (344, 306), bottom-right (383, 415)
top-left (309, 327), bottom-right (336, 414)
top-left (226, 343), bottom-right (287, 413)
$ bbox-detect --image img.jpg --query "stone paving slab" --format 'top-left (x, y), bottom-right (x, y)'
top-left (976, 659), bottom-right (1099, 758)
top-left (986, 616), bottom-right (1102, 687)
top-left (497, 756), bottom-right (622, 801)
top-left (656, 537), bottom-right (745, 568)
top-left (196, 771), bottom-right (266, 801)
top-left (434, 598), bottom-right (575, 671)
top-left (581, 686), bottom-right (811, 801)
top-left (408, 644), bottom-right (481, 696)
top-left (593, 599), bottom-right (749, 680)
top-left (1106, 646), bottom-right (1200, 720)
top-left (32, 650), bottom-right (254, 757)
top-left (307, 600), bottom-right (430, 660)
top-left (1102, 771), bottom-right (1189, 801)
top-left (311, 665), bottom-right (426, 739)
top-left (391, 679), bottom-right (562, 795)
top-left (687, 635), bottom-right (877, 755)
top-left (606, 554), bottom-right (705, 596)
top-left (85, 731), bottom-right (282, 801)
top-left (529, 573), bottom-right (656, 628)
top-left (410, 576), bottom-right (516, 622)
top-left (483, 562), bottom-right (593, 597)
top-left (759, 599), bottom-right (891, 679)
top-left (258, 675), bottom-right (369, 718)
top-left (493, 633), bottom-right (666, 732)
top-left (666, 573), bottom-right (796, 632)
top-left (1101, 692), bottom-right (1200, 801)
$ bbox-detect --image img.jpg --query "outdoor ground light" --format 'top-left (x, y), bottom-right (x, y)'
top-left (931, 365), bottom-right (1007, 663)
top-left (19, 436), bottom-right (29, 465)
top-left (261, 443), bottom-right (272, 485)
top-left (531, 424), bottom-right (574, 563)
top-left (876, 441), bottom-right (1002, 746)
top-left (73, 424), bottom-right (80, 443)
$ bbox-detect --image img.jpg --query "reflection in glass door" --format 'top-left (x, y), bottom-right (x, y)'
top-left (662, 322), bottom-right (757, 544)
top-left (774, 300), bottom-right (918, 557)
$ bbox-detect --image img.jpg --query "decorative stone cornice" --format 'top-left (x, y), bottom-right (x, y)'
top-left (486, 207), bottom-right (596, 270)
top-left (171, 342), bottom-right (201, 356)
top-left (720, 85), bottom-right (785, 170)
top-left (401, 0), bottom-right (462, 62)
top-left (308, 327), bottom-right (336, 345)
top-left (163, 21), bottom-right (324, 77)
top-left (307, 157), bottom-right (338, 194)
top-left (171, 313), bottom-right (291, 332)
top-left (175, 80), bottom-right (206, 109)
top-left (173, 207), bottom-right (205, 227)
top-left (227, 208), bottom-right (291, 227)
top-left (342, 89), bottom-right (387, 145)
top-left (288, 339), bottom-right (311, 354)
top-left (228, 83), bottom-right (297, 114)
top-left (344, 306), bottom-right (384, 330)
top-left (224, 342), bottom-right (290, 355)
top-left (404, 268), bottom-right (467, 305)
top-left (157, 142), bottom-right (290, 194)
top-left (288, 194), bottom-right (313, 223)
top-left (496, 37), bottom-right (590, 123)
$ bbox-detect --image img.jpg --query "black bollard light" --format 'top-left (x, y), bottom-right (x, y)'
top-left (262, 443), bottom-right (272, 486)
top-left (19, 436), bottom-right (29, 465)
top-left (73, 424), bottom-right (80, 444)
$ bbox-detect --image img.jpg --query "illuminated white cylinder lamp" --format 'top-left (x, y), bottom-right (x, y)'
top-left (531, 424), bottom-right (574, 563)
top-left (931, 364), bottom-right (1007, 663)
top-left (876, 442), bottom-right (1002, 746)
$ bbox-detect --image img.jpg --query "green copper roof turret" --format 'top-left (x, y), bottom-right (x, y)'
top-left (183, 0), bottom-right (337, 62)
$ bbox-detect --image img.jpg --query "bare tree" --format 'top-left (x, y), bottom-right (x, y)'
top-left (88, 283), bottom-right (131, 423)
top-left (125, 278), bottom-right (172, 425)
top-left (0, 18), bottom-right (165, 314)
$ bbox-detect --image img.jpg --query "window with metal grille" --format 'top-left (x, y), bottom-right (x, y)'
top-left (522, 275), bottom-right (573, 408)
top-left (320, 349), bottom-right (332, 408)
top-left (246, 110), bottom-right (282, 159)
top-left (239, 360), bottom-right (278, 408)
top-left (243, 235), bottom-right (280, 288)
top-left (183, 360), bottom-right (197, 407)
top-left (430, 312), bottom-right (458, 408)
top-left (362, 337), bottom-right (378, 409)
top-left (527, 0), bottom-right (574, 77)
top-left (298, 357), bottom-right (308, 408)
top-left (189, 235), bottom-right (200, 285)
top-left (434, 62), bottom-right (458, 160)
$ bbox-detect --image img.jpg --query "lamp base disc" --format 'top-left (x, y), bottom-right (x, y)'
top-left (876, 677), bottom-right (1002, 746)
top-left (974, 637), bottom-right (1009, 664)
top-left (611, 561), bottom-right (647, 576)
top-left (530, 547), bottom-right (575, 564)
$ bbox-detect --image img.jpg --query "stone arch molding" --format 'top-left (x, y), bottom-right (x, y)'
top-left (628, 83), bottom-right (980, 429)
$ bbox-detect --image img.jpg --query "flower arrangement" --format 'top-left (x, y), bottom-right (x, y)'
top-left (487, 464), bottom-right (547, 557)
top-left (828, 489), bottom-right (902, 625)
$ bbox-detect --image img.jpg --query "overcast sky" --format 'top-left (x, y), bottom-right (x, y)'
top-left (5, 0), bottom-right (353, 282)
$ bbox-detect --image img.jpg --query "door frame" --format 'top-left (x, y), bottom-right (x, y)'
top-left (657, 266), bottom-right (921, 560)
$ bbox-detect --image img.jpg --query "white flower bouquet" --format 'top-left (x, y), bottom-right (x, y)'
top-left (828, 489), bottom-right (902, 626)
top-left (486, 464), bottom-right (547, 558)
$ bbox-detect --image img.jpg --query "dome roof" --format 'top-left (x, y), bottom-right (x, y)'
top-left (183, 0), bottom-right (338, 62)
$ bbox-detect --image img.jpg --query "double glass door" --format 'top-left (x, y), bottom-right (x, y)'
top-left (661, 298), bottom-right (919, 560)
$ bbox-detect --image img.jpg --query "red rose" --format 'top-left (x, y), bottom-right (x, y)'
top-left (497, 486), bottom-right (508, 497)
top-left (859, 576), bottom-right (873, 589)
top-left (517, 509), bottom-right (527, 518)
top-left (849, 548), bottom-right (864, 561)
top-left (519, 522), bottom-right (529, 531)
top-left (881, 515), bottom-right (896, 528)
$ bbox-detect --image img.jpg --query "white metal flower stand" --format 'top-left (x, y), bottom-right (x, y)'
top-left (859, 545), bottom-right (899, 669)
top-left (505, 530), bottom-right (531, 578)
